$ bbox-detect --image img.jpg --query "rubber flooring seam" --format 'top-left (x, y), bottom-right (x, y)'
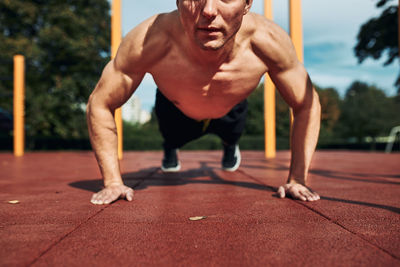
top-left (28, 169), bottom-right (155, 266)
top-left (236, 169), bottom-right (400, 262)
top-left (294, 200), bottom-right (400, 261)
top-left (28, 205), bottom-right (110, 266)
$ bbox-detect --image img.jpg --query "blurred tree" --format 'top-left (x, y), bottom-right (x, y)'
top-left (315, 86), bottom-right (341, 142)
top-left (244, 83), bottom-right (291, 137)
top-left (275, 88), bottom-right (291, 139)
top-left (244, 83), bottom-right (265, 135)
top-left (337, 81), bottom-right (395, 143)
top-left (244, 83), bottom-right (342, 139)
top-left (354, 0), bottom-right (399, 93)
top-left (0, 0), bottom-right (110, 139)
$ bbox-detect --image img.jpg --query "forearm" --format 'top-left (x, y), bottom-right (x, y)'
top-left (87, 103), bottom-right (123, 187)
top-left (288, 93), bottom-right (321, 185)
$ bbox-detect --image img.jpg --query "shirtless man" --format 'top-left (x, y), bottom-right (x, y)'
top-left (87, 0), bottom-right (321, 205)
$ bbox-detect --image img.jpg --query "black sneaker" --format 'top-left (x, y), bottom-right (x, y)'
top-left (161, 148), bottom-right (181, 172)
top-left (222, 144), bottom-right (241, 172)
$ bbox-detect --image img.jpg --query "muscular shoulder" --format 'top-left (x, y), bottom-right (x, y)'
top-left (243, 13), bottom-right (298, 72)
top-left (114, 11), bottom-right (178, 75)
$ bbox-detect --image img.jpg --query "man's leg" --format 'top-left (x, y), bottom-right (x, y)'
top-left (155, 89), bottom-right (205, 171)
top-left (207, 99), bottom-right (248, 171)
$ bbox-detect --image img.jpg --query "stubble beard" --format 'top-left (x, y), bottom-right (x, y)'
top-left (195, 28), bottom-right (237, 51)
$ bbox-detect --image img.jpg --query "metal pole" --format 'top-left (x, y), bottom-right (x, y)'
top-left (112, 0), bottom-right (123, 160)
top-left (289, 0), bottom-right (304, 129)
top-left (289, 0), bottom-right (304, 63)
top-left (264, 0), bottom-right (276, 159)
top-left (13, 55), bottom-right (25, 157)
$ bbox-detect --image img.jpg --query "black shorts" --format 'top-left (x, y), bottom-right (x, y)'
top-left (155, 89), bottom-right (248, 149)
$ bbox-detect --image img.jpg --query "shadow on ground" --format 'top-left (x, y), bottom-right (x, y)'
top-left (68, 161), bottom-right (400, 215)
top-left (69, 161), bottom-right (277, 194)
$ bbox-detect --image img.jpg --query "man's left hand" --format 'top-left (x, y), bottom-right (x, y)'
top-left (277, 183), bottom-right (320, 201)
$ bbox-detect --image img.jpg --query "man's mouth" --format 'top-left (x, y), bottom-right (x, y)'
top-left (197, 27), bottom-right (221, 33)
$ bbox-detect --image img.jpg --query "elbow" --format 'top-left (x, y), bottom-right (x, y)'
top-left (86, 93), bottom-right (95, 122)
top-left (86, 93), bottom-right (104, 125)
top-left (315, 92), bottom-right (321, 120)
top-left (312, 91), bottom-right (321, 116)
top-left (293, 90), bottom-right (321, 117)
top-left (86, 92), bottom-right (115, 127)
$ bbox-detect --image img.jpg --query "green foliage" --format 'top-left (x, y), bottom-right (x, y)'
top-left (275, 88), bottom-right (291, 140)
top-left (244, 82), bottom-right (291, 139)
top-left (0, 0), bottom-right (110, 138)
top-left (123, 120), bottom-right (162, 150)
top-left (354, 0), bottom-right (399, 91)
top-left (244, 83), bottom-right (264, 135)
top-left (336, 81), bottom-right (398, 142)
top-left (315, 85), bottom-right (341, 143)
top-left (242, 82), bottom-right (291, 149)
top-left (243, 81), bottom-right (400, 149)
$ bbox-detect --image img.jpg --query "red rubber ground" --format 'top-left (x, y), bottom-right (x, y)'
top-left (0, 150), bottom-right (399, 266)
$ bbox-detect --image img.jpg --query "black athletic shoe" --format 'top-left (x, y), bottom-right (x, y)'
top-left (222, 144), bottom-right (241, 172)
top-left (161, 148), bottom-right (181, 172)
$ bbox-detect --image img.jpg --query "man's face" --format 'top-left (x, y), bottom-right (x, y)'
top-left (177, 0), bottom-right (252, 51)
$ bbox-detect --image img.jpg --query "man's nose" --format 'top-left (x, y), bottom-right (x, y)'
top-left (202, 0), bottom-right (218, 18)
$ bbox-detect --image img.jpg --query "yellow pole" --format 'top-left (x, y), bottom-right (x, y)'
top-left (13, 55), bottom-right (25, 157)
top-left (264, 0), bottom-right (273, 19)
top-left (112, 0), bottom-right (123, 160)
top-left (289, 0), bottom-right (304, 127)
top-left (398, 0), bottom-right (399, 58)
top-left (289, 0), bottom-right (304, 63)
top-left (263, 0), bottom-right (276, 159)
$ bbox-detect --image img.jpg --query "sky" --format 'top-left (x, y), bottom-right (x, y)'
top-left (118, 0), bottom-right (398, 112)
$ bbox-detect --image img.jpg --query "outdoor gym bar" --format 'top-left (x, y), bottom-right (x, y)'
top-left (13, 55), bottom-right (25, 157)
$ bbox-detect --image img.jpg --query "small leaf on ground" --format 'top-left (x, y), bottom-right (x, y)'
top-left (189, 216), bottom-right (207, 221)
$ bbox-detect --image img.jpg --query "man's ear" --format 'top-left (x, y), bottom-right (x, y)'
top-left (244, 0), bottom-right (253, 15)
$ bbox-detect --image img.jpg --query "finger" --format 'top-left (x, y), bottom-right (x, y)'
top-left (103, 197), bottom-right (113, 204)
top-left (299, 190), bottom-right (313, 201)
top-left (93, 190), bottom-right (111, 205)
top-left (90, 193), bottom-right (98, 204)
top-left (120, 187), bottom-right (134, 201)
top-left (298, 195), bottom-right (307, 201)
top-left (126, 188), bottom-right (134, 201)
top-left (103, 190), bottom-right (120, 204)
top-left (91, 193), bottom-right (104, 205)
top-left (292, 189), bottom-right (306, 201)
top-left (300, 190), bottom-right (314, 202)
top-left (94, 194), bottom-right (105, 204)
top-left (305, 189), bottom-right (320, 201)
top-left (277, 186), bottom-right (286, 198)
top-left (92, 198), bottom-right (103, 205)
top-left (307, 193), bottom-right (318, 201)
top-left (311, 192), bottom-right (320, 201)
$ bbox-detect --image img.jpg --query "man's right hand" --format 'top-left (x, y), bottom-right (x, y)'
top-left (90, 184), bottom-right (134, 205)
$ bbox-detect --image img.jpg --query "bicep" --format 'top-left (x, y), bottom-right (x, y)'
top-left (89, 60), bottom-right (145, 111)
top-left (252, 17), bottom-right (316, 111)
top-left (269, 62), bottom-right (315, 112)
